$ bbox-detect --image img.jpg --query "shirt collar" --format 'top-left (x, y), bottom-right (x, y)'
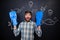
top-left (24, 20), bottom-right (32, 22)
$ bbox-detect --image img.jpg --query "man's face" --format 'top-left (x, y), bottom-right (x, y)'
top-left (25, 13), bottom-right (32, 22)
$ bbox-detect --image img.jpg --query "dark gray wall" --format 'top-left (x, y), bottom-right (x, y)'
top-left (1, 0), bottom-right (60, 40)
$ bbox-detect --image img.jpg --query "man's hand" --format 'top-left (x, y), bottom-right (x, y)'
top-left (14, 26), bottom-right (17, 30)
top-left (37, 26), bottom-right (41, 30)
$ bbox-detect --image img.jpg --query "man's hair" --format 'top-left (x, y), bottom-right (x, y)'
top-left (25, 11), bottom-right (32, 16)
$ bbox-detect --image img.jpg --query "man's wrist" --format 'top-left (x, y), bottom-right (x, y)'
top-left (37, 26), bottom-right (41, 30)
top-left (14, 26), bottom-right (17, 30)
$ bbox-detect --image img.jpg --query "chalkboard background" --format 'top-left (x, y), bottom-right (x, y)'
top-left (1, 0), bottom-right (60, 40)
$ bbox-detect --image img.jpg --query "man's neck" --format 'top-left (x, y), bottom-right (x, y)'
top-left (24, 20), bottom-right (31, 22)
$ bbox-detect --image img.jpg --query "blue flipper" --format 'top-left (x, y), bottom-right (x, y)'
top-left (36, 10), bottom-right (43, 26)
top-left (9, 10), bottom-right (18, 26)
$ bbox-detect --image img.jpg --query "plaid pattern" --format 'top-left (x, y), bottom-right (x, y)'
top-left (13, 20), bottom-right (42, 40)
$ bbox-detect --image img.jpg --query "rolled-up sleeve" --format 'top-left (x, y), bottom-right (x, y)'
top-left (13, 23), bottom-right (21, 37)
top-left (34, 23), bottom-right (42, 37)
top-left (35, 28), bottom-right (42, 37)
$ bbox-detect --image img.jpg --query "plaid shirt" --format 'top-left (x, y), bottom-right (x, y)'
top-left (13, 20), bottom-right (42, 40)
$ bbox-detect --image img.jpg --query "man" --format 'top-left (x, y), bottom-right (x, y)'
top-left (13, 11), bottom-right (42, 40)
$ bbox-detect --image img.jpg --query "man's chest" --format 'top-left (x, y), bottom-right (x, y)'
top-left (21, 22), bottom-right (34, 33)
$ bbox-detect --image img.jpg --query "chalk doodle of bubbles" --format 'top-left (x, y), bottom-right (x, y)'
top-left (14, 8), bottom-right (21, 13)
top-left (28, 1), bottom-right (33, 8)
top-left (53, 17), bottom-right (58, 22)
top-left (11, 7), bottom-right (25, 13)
top-left (10, 8), bottom-right (20, 13)
top-left (32, 9), bottom-right (38, 13)
top-left (8, 21), bottom-right (11, 26)
top-left (42, 18), bottom-right (57, 25)
top-left (40, 6), bottom-right (46, 11)
top-left (48, 9), bottom-right (53, 16)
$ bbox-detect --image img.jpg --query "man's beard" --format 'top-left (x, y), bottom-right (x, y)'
top-left (25, 17), bottom-right (31, 22)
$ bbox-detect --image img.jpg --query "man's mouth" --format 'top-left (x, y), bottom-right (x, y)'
top-left (26, 17), bottom-right (30, 19)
